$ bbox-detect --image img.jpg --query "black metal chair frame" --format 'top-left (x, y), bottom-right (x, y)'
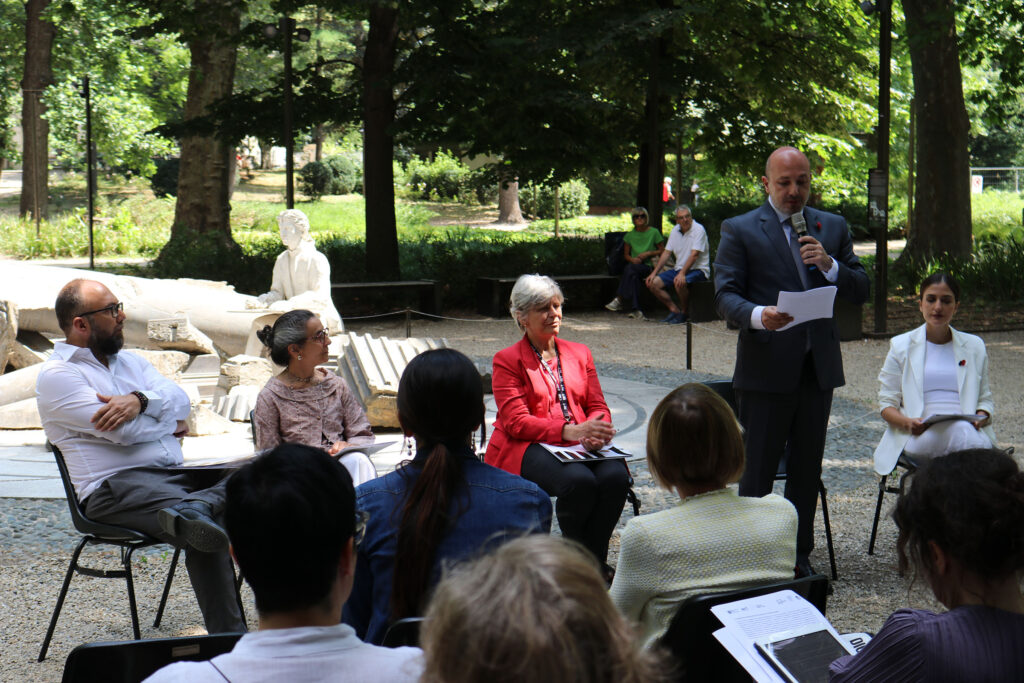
top-left (867, 452), bottom-right (917, 555)
top-left (703, 380), bottom-right (838, 580)
top-left (61, 632), bottom-right (244, 683)
top-left (868, 446), bottom-right (1014, 555)
top-left (40, 445), bottom-right (181, 662)
top-left (381, 616), bottom-right (425, 648)
top-left (659, 574), bottom-right (830, 683)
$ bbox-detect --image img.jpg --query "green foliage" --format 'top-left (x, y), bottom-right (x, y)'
top-left (972, 190), bottom-right (1024, 240)
top-left (582, 166), bottom-right (636, 207)
top-left (150, 158), bottom-right (179, 198)
top-left (888, 233), bottom-right (1024, 303)
top-left (298, 161), bottom-right (334, 200)
top-left (323, 154), bottom-right (362, 194)
top-left (402, 152), bottom-right (470, 202)
top-left (520, 179), bottom-right (590, 220)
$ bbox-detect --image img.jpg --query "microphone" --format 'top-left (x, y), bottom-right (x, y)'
top-left (790, 211), bottom-right (817, 272)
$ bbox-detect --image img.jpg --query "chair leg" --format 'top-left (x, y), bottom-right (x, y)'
top-left (818, 480), bottom-right (837, 580)
top-left (626, 486), bottom-right (641, 517)
top-left (153, 547), bottom-right (181, 628)
top-left (234, 567), bottom-right (247, 627)
top-left (123, 545), bottom-right (142, 640)
top-left (38, 536), bottom-right (89, 662)
top-left (867, 475), bottom-right (887, 555)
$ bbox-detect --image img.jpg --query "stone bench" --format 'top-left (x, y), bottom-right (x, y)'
top-left (476, 275), bottom-right (619, 317)
top-left (331, 280), bottom-right (442, 316)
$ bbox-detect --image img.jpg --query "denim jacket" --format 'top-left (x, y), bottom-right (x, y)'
top-left (342, 446), bottom-right (552, 645)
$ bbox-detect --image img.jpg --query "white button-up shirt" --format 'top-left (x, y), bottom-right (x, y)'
top-left (36, 342), bottom-right (191, 501)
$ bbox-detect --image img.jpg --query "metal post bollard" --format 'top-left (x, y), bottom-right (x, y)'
top-left (405, 308), bottom-right (412, 338)
top-left (686, 319), bottom-right (692, 370)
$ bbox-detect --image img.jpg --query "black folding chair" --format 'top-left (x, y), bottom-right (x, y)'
top-left (659, 574), bottom-right (830, 683)
top-left (40, 445), bottom-right (181, 662)
top-left (381, 616), bottom-right (425, 648)
top-left (61, 632), bottom-right (244, 683)
top-left (704, 380), bottom-right (837, 580)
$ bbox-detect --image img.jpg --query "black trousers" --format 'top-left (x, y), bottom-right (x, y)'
top-left (85, 466), bottom-right (245, 633)
top-left (520, 444), bottom-right (629, 564)
top-left (737, 353), bottom-right (832, 560)
top-left (616, 263), bottom-right (654, 310)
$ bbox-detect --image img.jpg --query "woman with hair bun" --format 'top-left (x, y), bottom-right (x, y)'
top-left (830, 448), bottom-right (1024, 681)
top-left (343, 348), bottom-right (551, 645)
top-left (253, 309), bottom-right (376, 484)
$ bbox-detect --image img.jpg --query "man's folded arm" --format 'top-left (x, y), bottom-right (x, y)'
top-left (38, 366), bottom-right (180, 445)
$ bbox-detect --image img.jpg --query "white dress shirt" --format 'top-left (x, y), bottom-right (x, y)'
top-left (36, 342), bottom-right (191, 501)
top-left (143, 623), bottom-right (423, 683)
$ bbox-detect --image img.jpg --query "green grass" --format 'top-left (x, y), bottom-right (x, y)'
top-left (526, 212), bottom-right (633, 236)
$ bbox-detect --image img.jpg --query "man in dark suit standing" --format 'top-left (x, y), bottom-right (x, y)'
top-left (714, 147), bottom-right (869, 576)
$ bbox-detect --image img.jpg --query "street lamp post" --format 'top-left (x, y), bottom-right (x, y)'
top-left (265, 17), bottom-right (310, 209)
top-left (862, 0), bottom-right (891, 334)
top-left (80, 76), bottom-right (96, 270)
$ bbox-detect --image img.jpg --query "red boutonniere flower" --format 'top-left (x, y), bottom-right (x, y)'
top-left (816, 221), bottom-right (822, 230)
top-left (959, 360), bottom-right (966, 366)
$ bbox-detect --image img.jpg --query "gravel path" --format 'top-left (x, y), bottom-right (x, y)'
top-left (3, 311), bottom-right (1022, 681)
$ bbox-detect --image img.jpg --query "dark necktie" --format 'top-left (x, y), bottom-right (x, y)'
top-left (786, 219), bottom-right (810, 290)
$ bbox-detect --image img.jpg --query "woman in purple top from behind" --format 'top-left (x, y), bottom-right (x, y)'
top-left (830, 448), bottom-right (1024, 682)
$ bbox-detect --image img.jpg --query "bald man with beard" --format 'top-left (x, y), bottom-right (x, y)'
top-left (36, 278), bottom-right (246, 633)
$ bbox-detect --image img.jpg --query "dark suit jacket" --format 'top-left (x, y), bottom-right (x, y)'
top-left (485, 336), bottom-right (610, 474)
top-left (713, 201), bottom-right (869, 394)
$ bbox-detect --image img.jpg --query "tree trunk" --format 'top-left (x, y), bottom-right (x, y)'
top-left (166, 1), bottom-right (241, 253)
top-left (362, 3), bottom-right (400, 280)
top-left (497, 177), bottom-right (524, 224)
top-left (902, 0), bottom-right (971, 261)
top-left (20, 0), bottom-right (55, 219)
top-left (636, 12), bottom-right (668, 231)
top-left (258, 137), bottom-right (273, 169)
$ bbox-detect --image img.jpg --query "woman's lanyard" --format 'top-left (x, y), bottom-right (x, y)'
top-left (529, 340), bottom-right (573, 424)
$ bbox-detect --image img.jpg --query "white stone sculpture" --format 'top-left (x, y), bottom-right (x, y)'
top-left (253, 209), bottom-right (343, 333)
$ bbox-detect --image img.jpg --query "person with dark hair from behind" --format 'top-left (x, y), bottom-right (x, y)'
top-left (145, 443), bottom-right (423, 682)
top-left (420, 535), bottom-right (670, 683)
top-left (343, 348), bottom-right (552, 645)
top-left (829, 448), bottom-right (1024, 682)
top-left (610, 383), bottom-right (797, 648)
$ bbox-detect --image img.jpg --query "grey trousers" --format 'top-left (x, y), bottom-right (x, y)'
top-left (84, 466), bottom-right (246, 633)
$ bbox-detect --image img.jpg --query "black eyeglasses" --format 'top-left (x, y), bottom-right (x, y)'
top-left (354, 510), bottom-right (370, 548)
top-left (632, 213), bottom-right (646, 220)
top-left (76, 302), bottom-right (124, 319)
top-left (307, 329), bottom-right (329, 344)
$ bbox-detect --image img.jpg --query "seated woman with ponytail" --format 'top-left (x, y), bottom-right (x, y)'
top-left (342, 348), bottom-right (552, 645)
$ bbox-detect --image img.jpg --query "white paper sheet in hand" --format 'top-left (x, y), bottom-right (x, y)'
top-left (775, 286), bottom-right (837, 331)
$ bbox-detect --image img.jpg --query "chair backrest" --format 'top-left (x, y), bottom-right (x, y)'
top-left (702, 380), bottom-right (737, 414)
top-left (381, 616), bottom-right (424, 648)
top-left (659, 574), bottom-right (830, 683)
top-left (50, 444), bottom-right (147, 542)
top-left (61, 632), bottom-right (244, 683)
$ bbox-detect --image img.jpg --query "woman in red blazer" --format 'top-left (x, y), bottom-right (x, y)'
top-left (486, 274), bottom-right (630, 574)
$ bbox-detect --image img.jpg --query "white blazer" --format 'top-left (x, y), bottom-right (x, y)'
top-left (873, 324), bottom-right (996, 474)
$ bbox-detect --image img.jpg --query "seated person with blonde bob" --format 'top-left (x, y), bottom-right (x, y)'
top-left (830, 448), bottom-right (1024, 682)
top-left (610, 383), bottom-right (798, 648)
top-left (420, 535), bottom-right (669, 683)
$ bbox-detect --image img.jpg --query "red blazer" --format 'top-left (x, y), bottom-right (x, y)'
top-left (485, 336), bottom-right (610, 474)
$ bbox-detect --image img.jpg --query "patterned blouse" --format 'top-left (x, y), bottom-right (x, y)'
top-left (253, 369), bottom-right (374, 451)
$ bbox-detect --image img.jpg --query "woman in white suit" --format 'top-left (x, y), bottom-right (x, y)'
top-left (873, 272), bottom-right (996, 475)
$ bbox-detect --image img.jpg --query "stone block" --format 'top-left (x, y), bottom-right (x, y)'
top-left (0, 364), bottom-right (43, 407)
top-left (147, 317), bottom-right (220, 356)
top-left (219, 354), bottom-right (274, 390)
top-left (186, 404), bottom-right (235, 436)
top-left (0, 300), bottom-right (17, 369)
top-left (129, 349), bottom-right (191, 381)
top-left (213, 385), bottom-right (261, 421)
top-left (0, 397), bottom-right (42, 429)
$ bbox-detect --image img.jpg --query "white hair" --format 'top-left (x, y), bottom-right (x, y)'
top-left (509, 274), bottom-right (564, 331)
